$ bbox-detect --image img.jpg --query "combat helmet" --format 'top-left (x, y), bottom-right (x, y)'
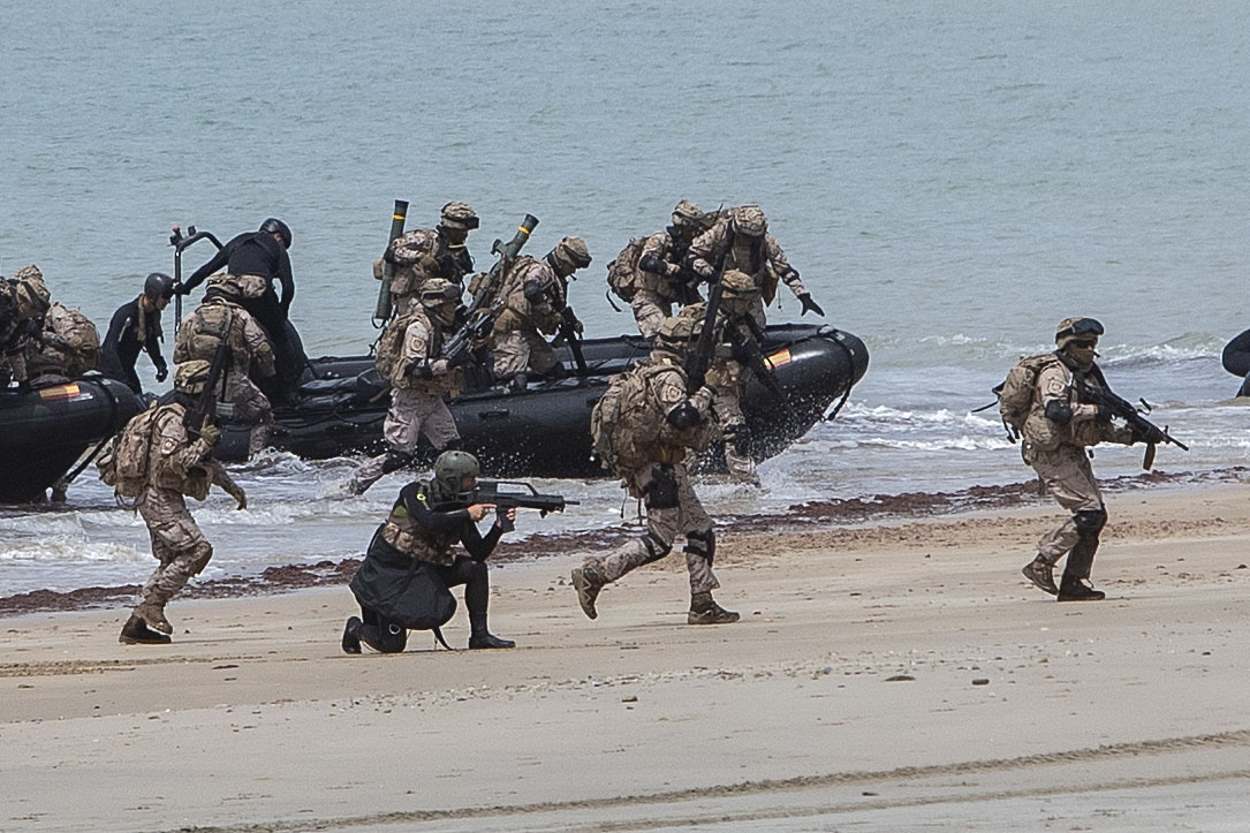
top-left (439, 201), bottom-right (480, 231)
top-left (10, 266), bottom-right (50, 317)
top-left (730, 204), bottom-right (767, 237)
top-left (143, 272), bottom-right (176, 301)
top-left (549, 236), bottom-right (592, 273)
top-left (259, 218), bottom-right (292, 249)
top-left (431, 450), bottom-right (480, 501)
top-left (656, 308), bottom-right (703, 350)
top-left (1055, 317), bottom-right (1104, 350)
top-left (175, 360), bottom-right (213, 395)
top-left (671, 199), bottom-right (704, 228)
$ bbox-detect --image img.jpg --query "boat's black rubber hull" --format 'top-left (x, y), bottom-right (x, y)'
top-left (1222, 328), bottom-right (1250, 397)
top-left (0, 377), bottom-right (146, 502)
top-left (217, 324), bottom-right (869, 477)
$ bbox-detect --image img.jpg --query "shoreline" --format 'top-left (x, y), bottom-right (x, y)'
top-left (3, 481), bottom-right (1248, 831)
top-left (3, 464), bottom-right (1246, 618)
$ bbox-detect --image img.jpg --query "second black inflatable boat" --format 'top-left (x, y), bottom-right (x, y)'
top-left (215, 323), bottom-right (869, 477)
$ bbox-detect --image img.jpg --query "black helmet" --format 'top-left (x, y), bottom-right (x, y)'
top-left (143, 272), bottom-right (175, 301)
top-left (259, 218), bottom-right (292, 249)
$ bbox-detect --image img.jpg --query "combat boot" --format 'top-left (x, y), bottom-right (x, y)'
top-left (1057, 575), bottom-right (1105, 602)
top-left (341, 616), bottom-right (362, 654)
top-left (119, 615), bottom-right (171, 645)
top-left (1021, 556), bottom-right (1059, 595)
top-left (468, 612), bottom-right (515, 649)
top-left (571, 565), bottom-right (603, 620)
top-left (687, 592), bottom-right (740, 625)
top-left (135, 602), bottom-right (173, 635)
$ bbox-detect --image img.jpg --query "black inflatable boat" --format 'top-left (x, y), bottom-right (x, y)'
top-left (0, 377), bottom-right (147, 502)
top-left (1222, 329), bottom-right (1250, 397)
top-left (216, 323), bottom-right (869, 477)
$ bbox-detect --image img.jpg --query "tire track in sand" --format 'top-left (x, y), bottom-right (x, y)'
top-left (152, 729), bottom-right (1250, 833)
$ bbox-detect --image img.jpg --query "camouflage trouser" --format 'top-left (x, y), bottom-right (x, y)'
top-left (353, 389), bottom-right (460, 491)
top-left (582, 462), bottom-right (718, 596)
top-left (707, 358), bottom-right (754, 481)
top-left (1028, 445), bottom-right (1104, 567)
top-left (630, 289), bottom-right (673, 340)
top-left (226, 371), bottom-right (273, 456)
top-left (492, 328), bottom-right (558, 379)
top-left (136, 487), bottom-right (213, 609)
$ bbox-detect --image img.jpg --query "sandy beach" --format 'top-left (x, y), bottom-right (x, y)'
top-left (3, 482), bottom-right (1248, 832)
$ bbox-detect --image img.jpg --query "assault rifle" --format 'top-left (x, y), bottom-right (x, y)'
top-left (440, 214), bottom-right (539, 365)
top-left (183, 338), bottom-right (230, 438)
top-left (1072, 368), bottom-right (1188, 470)
top-left (554, 304), bottom-right (587, 374)
top-left (684, 277), bottom-right (725, 393)
top-left (468, 480), bottom-right (577, 531)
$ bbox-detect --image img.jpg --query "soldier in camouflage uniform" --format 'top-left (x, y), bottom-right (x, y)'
top-left (119, 360), bottom-right (247, 645)
top-left (174, 276), bottom-right (277, 457)
top-left (572, 314), bottom-right (739, 626)
top-left (384, 201), bottom-right (478, 313)
top-left (491, 236), bottom-right (591, 389)
top-left (24, 300), bottom-right (100, 383)
top-left (688, 204), bottom-right (824, 326)
top-left (1018, 318), bottom-right (1140, 602)
top-left (347, 279), bottom-right (464, 496)
top-left (0, 265), bottom-right (52, 390)
top-left (628, 199), bottom-right (714, 339)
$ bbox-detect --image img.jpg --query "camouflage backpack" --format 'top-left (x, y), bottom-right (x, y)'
top-left (39, 302), bottom-right (100, 375)
top-left (98, 403), bottom-right (162, 497)
top-left (374, 306), bottom-right (420, 382)
top-left (994, 353), bottom-right (1061, 438)
top-left (589, 362), bottom-right (671, 473)
top-left (605, 238), bottom-right (646, 303)
top-left (174, 302), bottom-right (237, 364)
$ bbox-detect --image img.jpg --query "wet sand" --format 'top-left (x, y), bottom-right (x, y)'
top-left (2, 484), bottom-right (1248, 832)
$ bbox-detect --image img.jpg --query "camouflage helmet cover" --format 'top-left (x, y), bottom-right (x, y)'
top-left (439, 201), bottom-right (480, 231)
top-left (551, 236), bottom-right (592, 269)
top-left (11, 265), bottom-right (50, 316)
top-left (671, 199), bottom-right (704, 226)
top-left (1054, 316), bottom-right (1104, 349)
top-left (720, 269), bottom-right (759, 297)
top-left (419, 277), bottom-right (460, 307)
top-left (657, 309), bottom-right (703, 344)
top-left (175, 359), bottom-right (213, 394)
top-left (731, 204), bottom-right (767, 237)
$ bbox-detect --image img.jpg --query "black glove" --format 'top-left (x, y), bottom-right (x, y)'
top-left (495, 506), bottom-right (515, 533)
top-left (154, 359), bottom-right (168, 383)
top-left (798, 293), bottom-right (825, 317)
top-left (174, 282), bottom-right (192, 296)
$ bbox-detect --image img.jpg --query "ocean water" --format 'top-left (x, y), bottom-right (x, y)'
top-left (2, 1), bottom-right (1248, 594)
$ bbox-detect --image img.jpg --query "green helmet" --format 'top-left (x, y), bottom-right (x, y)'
top-left (175, 360), bottom-right (213, 394)
top-left (419, 278), bottom-right (460, 307)
top-left (431, 450), bottom-right (480, 500)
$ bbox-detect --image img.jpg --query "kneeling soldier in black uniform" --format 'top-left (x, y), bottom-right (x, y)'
top-left (342, 450), bottom-right (516, 653)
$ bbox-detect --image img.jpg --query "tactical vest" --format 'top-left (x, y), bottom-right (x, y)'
top-left (380, 486), bottom-right (460, 566)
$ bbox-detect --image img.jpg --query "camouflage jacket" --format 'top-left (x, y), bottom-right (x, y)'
top-left (688, 218), bottom-right (805, 303)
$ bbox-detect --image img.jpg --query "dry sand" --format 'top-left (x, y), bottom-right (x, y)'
top-left (2, 483), bottom-right (1249, 832)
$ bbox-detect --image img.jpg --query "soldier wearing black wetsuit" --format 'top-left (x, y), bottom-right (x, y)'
top-left (100, 273), bottom-right (173, 394)
top-left (178, 218), bottom-right (294, 339)
top-left (343, 451), bottom-right (516, 653)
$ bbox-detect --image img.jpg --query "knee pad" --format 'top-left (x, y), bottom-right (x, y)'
top-left (1073, 508), bottom-right (1107, 539)
top-left (190, 542), bottom-right (213, 575)
top-left (640, 530), bottom-right (672, 564)
top-left (684, 528), bottom-right (715, 565)
top-left (644, 464), bottom-right (679, 510)
top-left (381, 449), bottom-right (416, 474)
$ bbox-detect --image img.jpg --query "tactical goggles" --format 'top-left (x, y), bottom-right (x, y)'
top-left (421, 284), bottom-right (462, 302)
top-left (1056, 317), bottom-right (1104, 341)
top-left (440, 216), bottom-right (480, 231)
